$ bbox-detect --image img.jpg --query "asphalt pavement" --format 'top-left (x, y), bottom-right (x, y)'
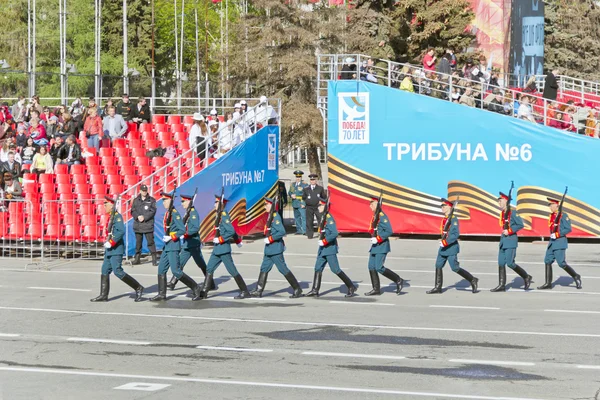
top-left (1, 234), bottom-right (600, 400)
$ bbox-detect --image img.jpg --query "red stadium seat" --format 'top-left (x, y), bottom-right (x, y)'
top-left (141, 124), bottom-right (153, 134)
top-left (128, 130), bottom-right (141, 140)
top-left (145, 139), bottom-right (160, 149)
top-left (44, 212), bottom-right (60, 226)
top-left (120, 165), bottom-right (136, 176)
top-left (8, 201), bottom-right (25, 216)
top-left (167, 115), bottom-right (181, 125)
top-left (155, 124), bottom-right (168, 133)
top-left (76, 193), bottom-right (93, 202)
top-left (117, 156), bottom-right (133, 166)
top-left (127, 122), bottom-right (138, 132)
top-left (83, 225), bottom-right (100, 241)
top-left (64, 213), bottom-right (81, 226)
top-left (82, 214), bottom-right (98, 226)
top-left (137, 165), bottom-right (153, 176)
top-left (106, 175), bottom-right (122, 185)
top-left (115, 147), bottom-right (130, 158)
top-left (128, 139), bottom-right (142, 149)
top-left (103, 165), bottom-right (119, 176)
top-left (27, 224), bottom-right (42, 240)
top-left (40, 183), bottom-right (56, 194)
top-left (112, 138), bottom-right (126, 148)
top-left (38, 174), bottom-right (55, 184)
top-left (183, 115), bottom-right (194, 124)
top-left (95, 203), bottom-right (106, 217)
top-left (86, 156), bottom-right (100, 165)
top-left (131, 148), bottom-right (146, 158)
top-left (91, 184), bottom-right (108, 195)
top-left (8, 223), bottom-right (25, 239)
top-left (22, 173), bottom-right (37, 182)
top-left (54, 164), bottom-right (69, 175)
top-left (99, 147), bottom-right (114, 157)
top-left (134, 156), bottom-right (150, 166)
top-left (178, 140), bottom-right (190, 152)
top-left (161, 139), bottom-right (176, 148)
top-left (56, 184), bottom-right (72, 194)
top-left (0, 214), bottom-right (7, 237)
top-left (78, 202), bottom-right (95, 216)
top-left (175, 131), bottom-right (188, 141)
top-left (56, 174), bottom-right (71, 185)
top-left (64, 225), bottom-right (80, 241)
top-left (42, 193), bottom-right (58, 202)
top-left (89, 175), bottom-right (105, 185)
top-left (71, 164), bottom-right (86, 175)
top-left (22, 182), bottom-right (39, 194)
top-left (59, 200), bottom-right (76, 214)
top-left (108, 184), bottom-right (126, 195)
top-left (87, 165), bottom-right (102, 175)
top-left (21, 163), bottom-right (31, 172)
top-left (45, 224), bottom-right (62, 240)
top-left (151, 157), bottom-right (167, 168)
top-left (74, 184), bottom-right (90, 194)
top-left (152, 115), bottom-right (166, 124)
top-left (84, 148), bottom-right (97, 157)
top-left (101, 156), bottom-right (116, 166)
top-left (123, 175), bottom-right (139, 186)
top-left (171, 124), bottom-right (185, 133)
top-left (72, 174), bottom-right (88, 185)
top-left (158, 131), bottom-right (171, 141)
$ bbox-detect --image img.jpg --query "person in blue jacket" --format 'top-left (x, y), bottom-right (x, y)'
top-left (250, 197), bottom-right (303, 298)
top-left (91, 196), bottom-right (144, 302)
top-left (538, 197), bottom-right (581, 290)
top-left (493, 191), bottom-right (532, 292)
top-left (305, 196), bottom-right (356, 297)
top-left (427, 198), bottom-right (479, 294)
top-left (151, 192), bottom-right (201, 301)
top-left (288, 170), bottom-right (307, 235)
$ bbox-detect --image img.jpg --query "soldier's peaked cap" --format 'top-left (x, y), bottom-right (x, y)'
top-left (441, 198), bottom-right (453, 207)
top-left (160, 191), bottom-right (174, 199)
top-left (547, 197), bottom-right (559, 205)
top-left (293, 170), bottom-right (304, 177)
top-left (308, 173), bottom-right (318, 179)
top-left (264, 197), bottom-right (275, 204)
top-left (318, 196), bottom-right (328, 205)
top-left (215, 193), bottom-right (228, 204)
top-left (498, 192), bottom-right (509, 201)
top-left (180, 193), bottom-right (194, 201)
top-left (104, 196), bottom-right (117, 204)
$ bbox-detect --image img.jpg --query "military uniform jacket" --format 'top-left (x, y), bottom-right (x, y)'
top-left (288, 182), bottom-right (307, 209)
top-left (370, 212), bottom-right (392, 254)
top-left (499, 208), bottom-right (524, 250)
top-left (548, 211), bottom-right (571, 250)
top-left (439, 215), bottom-right (460, 256)
top-left (264, 212), bottom-right (286, 256)
top-left (318, 213), bottom-right (338, 256)
top-left (106, 211), bottom-right (125, 256)
top-left (213, 210), bottom-right (235, 256)
top-left (183, 208), bottom-right (201, 249)
top-left (302, 184), bottom-right (325, 207)
top-left (163, 209), bottom-right (186, 252)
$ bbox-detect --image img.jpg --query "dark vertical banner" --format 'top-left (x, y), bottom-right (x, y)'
top-left (509, 0), bottom-right (544, 87)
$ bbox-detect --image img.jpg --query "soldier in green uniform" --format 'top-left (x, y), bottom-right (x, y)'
top-left (91, 196), bottom-right (144, 302)
top-left (250, 197), bottom-right (303, 298)
top-left (306, 196), bottom-right (356, 297)
top-left (198, 194), bottom-right (251, 299)
top-left (150, 192), bottom-right (201, 301)
top-left (288, 170), bottom-right (307, 235)
top-left (493, 192), bottom-right (532, 292)
top-left (538, 197), bottom-right (582, 290)
top-left (167, 193), bottom-right (216, 291)
top-left (364, 196), bottom-right (404, 296)
top-left (427, 198), bottom-right (479, 294)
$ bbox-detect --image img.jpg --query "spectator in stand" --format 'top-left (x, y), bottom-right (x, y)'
top-left (103, 106), bottom-right (128, 142)
top-left (0, 103), bottom-right (13, 139)
top-left (83, 107), bottom-right (103, 150)
top-left (46, 115), bottom-right (60, 139)
top-left (459, 86), bottom-right (476, 107)
top-left (517, 95), bottom-right (536, 123)
top-left (446, 49), bottom-right (457, 70)
top-left (12, 97), bottom-right (26, 124)
top-left (54, 104), bottom-right (66, 123)
top-left (20, 137), bottom-right (38, 165)
top-left (523, 76), bottom-right (537, 94)
top-left (2, 151), bottom-right (21, 180)
top-left (29, 118), bottom-right (48, 146)
top-left (365, 67), bottom-right (378, 83)
top-left (30, 146), bottom-right (53, 175)
top-left (59, 112), bottom-right (77, 139)
top-left (15, 124), bottom-right (27, 149)
top-left (101, 99), bottom-right (114, 117)
top-left (549, 111), bottom-right (564, 129)
top-left (543, 69), bottom-right (559, 101)
top-left (131, 97), bottom-right (151, 125)
top-left (422, 48), bottom-right (436, 72)
top-left (545, 101), bottom-right (557, 126)
top-left (240, 100), bottom-right (247, 114)
top-left (56, 135), bottom-right (82, 166)
top-left (400, 72), bottom-right (415, 93)
top-left (488, 91), bottom-right (507, 114)
top-left (502, 93), bottom-right (514, 116)
top-left (69, 98), bottom-right (85, 131)
top-left (40, 106), bottom-right (54, 124)
top-left (25, 96), bottom-right (43, 122)
top-left (450, 87), bottom-right (461, 103)
top-left (462, 60), bottom-right (475, 81)
top-left (188, 113), bottom-right (208, 158)
top-left (0, 141), bottom-right (10, 162)
top-left (585, 109), bottom-right (599, 137)
top-left (560, 104), bottom-right (577, 132)
top-left (49, 135), bottom-right (64, 164)
top-left (340, 57), bottom-right (357, 80)
top-left (233, 103), bottom-right (242, 116)
top-left (116, 94), bottom-right (133, 121)
top-left (437, 53), bottom-right (452, 77)
top-left (209, 109), bottom-right (219, 122)
top-left (2, 172), bottom-right (22, 199)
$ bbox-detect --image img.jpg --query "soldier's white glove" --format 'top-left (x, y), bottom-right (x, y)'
top-left (370, 237), bottom-right (378, 244)
top-left (213, 237), bottom-right (220, 244)
top-left (236, 242), bottom-right (243, 248)
top-left (264, 237), bottom-right (271, 244)
top-left (318, 240), bottom-right (324, 247)
top-left (103, 242), bottom-right (112, 249)
top-left (439, 241), bottom-right (444, 247)
top-left (550, 233), bottom-right (556, 239)
top-left (163, 235), bottom-right (171, 243)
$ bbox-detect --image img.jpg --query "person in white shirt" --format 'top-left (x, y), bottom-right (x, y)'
top-left (102, 106), bottom-right (128, 141)
top-left (517, 95), bottom-right (536, 123)
top-left (188, 112), bottom-right (209, 158)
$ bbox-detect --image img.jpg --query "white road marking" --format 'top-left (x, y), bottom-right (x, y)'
top-left (449, 359), bottom-right (536, 367)
top-left (0, 333), bottom-right (20, 337)
top-left (3, 306), bottom-right (600, 338)
top-left (576, 365), bottom-right (600, 370)
top-left (302, 351), bottom-right (406, 361)
top-left (329, 300), bottom-right (395, 306)
top-left (196, 345), bottom-right (272, 353)
top-left (27, 286), bottom-right (92, 292)
top-left (114, 382), bottom-right (171, 391)
top-left (545, 309), bottom-right (600, 314)
top-left (67, 337), bottom-right (151, 346)
top-left (430, 305), bottom-right (500, 310)
top-left (0, 366), bottom-right (547, 400)
top-left (169, 294), bottom-right (288, 302)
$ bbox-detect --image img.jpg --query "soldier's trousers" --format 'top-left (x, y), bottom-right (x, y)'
top-left (367, 252), bottom-right (387, 274)
top-left (293, 207), bottom-right (306, 234)
top-left (158, 250), bottom-right (183, 278)
top-left (180, 246), bottom-right (207, 272)
top-left (544, 247), bottom-right (568, 268)
top-left (206, 253), bottom-right (240, 277)
top-left (435, 253), bottom-right (460, 272)
top-left (314, 254), bottom-right (342, 274)
top-left (260, 253), bottom-right (291, 275)
top-left (102, 254), bottom-right (126, 279)
top-left (498, 248), bottom-right (518, 269)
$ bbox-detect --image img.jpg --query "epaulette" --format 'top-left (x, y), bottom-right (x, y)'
top-left (222, 211), bottom-right (227, 216)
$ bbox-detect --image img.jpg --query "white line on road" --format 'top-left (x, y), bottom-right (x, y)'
top-left (67, 337), bottom-right (151, 346)
top-left (3, 306), bottom-right (600, 338)
top-left (0, 366), bottom-right (547, 400)
top-left (196, 345), bottom-right (273, 353)
top-left (0, 333), bottom-right (20, 337)
top-left (302, 351), bottom-right (406, 361)
top-left (430, 305), bottom-right (500, 310)
top-left (329, 300), bottom-right (395, 306)
top-left (576, 365), bottom-right (600, 370)
top-left (27, 287), bottom-right (92, 292)
top-left (545, 309), bottom-right (600, 314)
top-left (449, 359), bottom-right (536, 367)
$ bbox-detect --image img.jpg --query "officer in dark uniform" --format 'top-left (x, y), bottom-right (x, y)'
top-left (364, 197), bottom-right (404, 296)
top-left (198, 194), bottom-right (251, 299)
top-left (167, 193), bottom-right (215, 291)
top-left (538, 197), bottom-right (582, 290)
top-left (91, 196), bottom-right (144, 302)
top-left (302, 173), bottom-right (325, 239)
top-left (250, 197), bottom-right (303, 298)
top-left (493, 192), bottom-right (532, 292)
top-left (288, 170), bottom-right (307, 235)
top-left (150, 192), bottom-right (201, 301)
top-left (306, 196), bottom-right (356, 297)
top-left (427, 198), bottom-right (479, 294)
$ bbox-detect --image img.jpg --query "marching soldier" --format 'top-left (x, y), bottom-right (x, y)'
top-left (250, 197), bottom-right (303, 298)
top-left (306, 196), bottom-right (356, 297)
top-left (538, 197), bottom-right (582, 290)
top-left (427, 198), bottom-right (479, 294)
top-left (91, 196), bottom-right (144, 302)
top-left (198, 194), bottom-right (251, 299)
top-left (302, 173), bottom-right (325, 239)
top-left (364, 196), bottom-right (404, 296)
top-left (493, 191), bottom-right (532, 292)
top-left (167, 193), bottom-right (216, 292)
top-left (150, 192), bottom-right (202, 301)
top-left (288, 170), bottom-right (307, 235)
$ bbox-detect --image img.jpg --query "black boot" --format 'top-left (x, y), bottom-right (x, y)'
top-left (150, 274), bottom-right (167, 301)
top-left (197, 263), bottom-right (216, 290)
top-left (513, 265), bottom-right (532, 290)
top-left (457, 268), bottom-right (478, 293)
top-left (490, 266), bottom-right (506, 292)
top-left (131, 253), bottom-right (141, 265)
top-left (121, 273), bottom-right (144, 302)
top-left (537, 263), bottom-right (553, 290)
top-left (179, 273), bottom-right (201, 300)
top-left (198, 274), bottom-right (214, 299)
top-left (90, 274), bottom-right (110, 302)
top-left (166, 276), bottom-right (179, 290)
top-left (337, 271), bottom-right (356, 297)
top-left (381, 267), bottom-right (404, 295)
top-left (305, 271), bottom-right (322, 297)
top-left (426, 268), bottom-right (443, 294)
top-left (564, 265), bottom-right (582, 289)
top-left (151, 253), bottom-right (158, 267)
top-left (233, 274), bottom-right (251, 299)
top-left (250, 272), bottom-right (269, 298)
top-left (364, 270), bottom-right (381, 296)
top-left (284, 272), bottom-right (303, 298)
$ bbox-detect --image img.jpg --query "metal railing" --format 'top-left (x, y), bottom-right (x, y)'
top-left (0, 198), bottom-right (37, 265)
